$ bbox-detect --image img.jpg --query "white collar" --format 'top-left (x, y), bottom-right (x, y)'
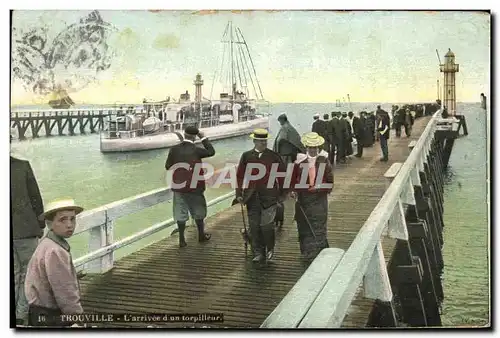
top-left (183, 139), bottom-right (194, 144)
top-left (295, 150), bottom-right (328, 164)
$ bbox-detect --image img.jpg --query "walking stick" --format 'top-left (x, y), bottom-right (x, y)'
top-left (297, 203), bottom-right (317, 241)
top-left (239, 203), bottom-right (249, 258)
top-left (232, 198), bottom-right (249, 257)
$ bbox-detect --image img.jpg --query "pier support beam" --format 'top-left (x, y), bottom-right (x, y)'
top-left (87, 218), bottom-right (114, 274)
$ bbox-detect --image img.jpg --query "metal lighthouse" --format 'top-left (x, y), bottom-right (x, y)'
top-left (439, 48), bottom-right (459, 116)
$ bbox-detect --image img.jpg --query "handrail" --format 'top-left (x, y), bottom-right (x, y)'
top-left (73, 190), bottom-right (235, 270)
top-left (263, 111), bottom-right (446, 328)
top-left (299, 111), bottom-right (442, 328)
top-left (72, 164), bottom-right (237, 273)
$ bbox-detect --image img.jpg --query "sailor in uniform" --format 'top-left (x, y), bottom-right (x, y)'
top-left (165, 126), bottom-right (216, 247)
top-left (236, 129), bottom-right (288, 263)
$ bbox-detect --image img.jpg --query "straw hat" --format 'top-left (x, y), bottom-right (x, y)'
top-left (301, 132), bottom-right (325, 148)
top-left (249, 128), bottom-right (270, 140)
top-left (38, 198), bottom-right (84, 221)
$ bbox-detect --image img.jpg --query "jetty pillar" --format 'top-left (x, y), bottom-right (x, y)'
top-left (373, 115), bottom-right (464, 327)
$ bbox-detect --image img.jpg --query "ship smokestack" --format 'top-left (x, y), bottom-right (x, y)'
top-left (194, 73), bottom-right (204, 103)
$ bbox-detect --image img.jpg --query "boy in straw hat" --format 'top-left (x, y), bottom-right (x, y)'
top-left (24, 199), bottom-right (84, 326)
top-left (235, 129), bottom-right (287, 263)
top-left (289, 132), bottom-right (333, 262)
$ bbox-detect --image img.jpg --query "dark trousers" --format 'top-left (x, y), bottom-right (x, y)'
top-left (404, 123), bottom-right (412, 137)
top-left (246, 195), bottom-right (276, 256)
top-left (395, 123), bottom-right (402, 137)
top-left (329, 143), bottom-right (336, 164)
top-left (336, 139), bottom-right (345, 163)
top-left (379, 135), bottom-right (389, 160)
top-left (356, 140), bottom-right (363, 157)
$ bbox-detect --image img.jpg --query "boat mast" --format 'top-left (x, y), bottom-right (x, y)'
top-left (236, 27), bottom-right (264, 100)
top-left (230, 21), bottom-right (235, 102)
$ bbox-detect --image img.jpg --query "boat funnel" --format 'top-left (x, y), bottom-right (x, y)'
top-left (233, 103), bottom-right (241, 123)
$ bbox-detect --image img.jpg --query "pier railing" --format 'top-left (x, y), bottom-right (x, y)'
top-left (262, 110), bottom-right (445, 328)
top-left (73, 165), bottom-right (237, 273)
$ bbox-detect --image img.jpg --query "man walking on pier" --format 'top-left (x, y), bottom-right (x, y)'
top-left (11, 154), bottom-right (45, 326)
top-left (376, 113), bottom-right (390, 162)
top-left (367, 111), bottom-right (376, 145)
top-left (333, 112), bottom-right (347, 164)
top-left (327, 112), bottom-right (338, 162)
top-left (342, 112), bottom-right (354, 157)
top-left (352, 111), bottom-right (368, 158)
top-left (273, 113), bottom-right (305, 165)
top-left (311, 114), bottom-right (328, 152)
top-left (165, 126), bottom-right (215, 247)
top-left (236, 129), bottom-right (287, 263)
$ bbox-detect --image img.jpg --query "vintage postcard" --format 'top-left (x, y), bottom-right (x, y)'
top-left (9, 9), bottom-right (490, 329)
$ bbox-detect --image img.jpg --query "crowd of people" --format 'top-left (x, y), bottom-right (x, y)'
top-left (11, 103), bottom-right (426, 327)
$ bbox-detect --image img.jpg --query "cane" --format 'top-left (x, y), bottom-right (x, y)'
top-left (232, 198), bottom-right (249, 257)
top-left (291, 191), bottom-right (317, 241)
top-left (297, 203), bottom-right (317, 241)
top-left (240, 203), bottom-right (249, 257)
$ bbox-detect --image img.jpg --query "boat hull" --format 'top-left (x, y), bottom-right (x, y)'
top-left (100, 117), bottom-right (270, 152)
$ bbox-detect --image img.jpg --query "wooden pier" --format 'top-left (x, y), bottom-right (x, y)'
top-left (10, 109), bottom-right (117, 140)
top-left (69, 111), bottom-right (465, 328)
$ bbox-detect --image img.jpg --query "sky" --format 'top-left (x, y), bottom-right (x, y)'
top-left (10, 10), bottom-right (490, 105)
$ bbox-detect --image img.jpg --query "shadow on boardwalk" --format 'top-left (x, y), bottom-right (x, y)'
top-left (80, 116), bottom-right (432, 328)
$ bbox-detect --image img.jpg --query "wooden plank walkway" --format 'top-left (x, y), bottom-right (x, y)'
top-left (79, 116), bottom-right (432, 328)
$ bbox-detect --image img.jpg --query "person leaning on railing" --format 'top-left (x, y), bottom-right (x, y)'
top-left (24, 199), bottom-right (85, 327)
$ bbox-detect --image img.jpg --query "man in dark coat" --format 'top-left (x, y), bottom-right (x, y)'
top-left (327, 112), bottom-right (338, 162)
top-left (311, 114), bottom-right (328, 152)
top-left (165, 126), bottom-right (215, 247)
top-left (341, 112), bottom-right (353, 157)
top-left (367, 111), bottom-right (376, 145)
top-left (376, 113), bottom-right (391, 162)
top-left (332, 112), bottom-right (347, 164)
top-left (403, 108), bottom-right (413, 137)
top-left (360, 111), bottom-right (372, 152)
top-left (236, 129), bottom-right (287, 263)
top-left (321, 113), bottom-right (332, 156)
top-left (393, 105), bottom-right (405, 137)
top-left (351, 111), bottom-right (366, 158)
top-left (273, 113), bottom-right (305, 165)
top-left (11, 155), bottom-right (45, 325)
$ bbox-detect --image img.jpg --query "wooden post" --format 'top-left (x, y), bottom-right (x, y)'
top-left (87, 214), bottom-right (114, 274)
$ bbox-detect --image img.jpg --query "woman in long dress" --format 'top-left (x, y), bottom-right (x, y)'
top-left (290, 132), bottom-right (334, 261)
